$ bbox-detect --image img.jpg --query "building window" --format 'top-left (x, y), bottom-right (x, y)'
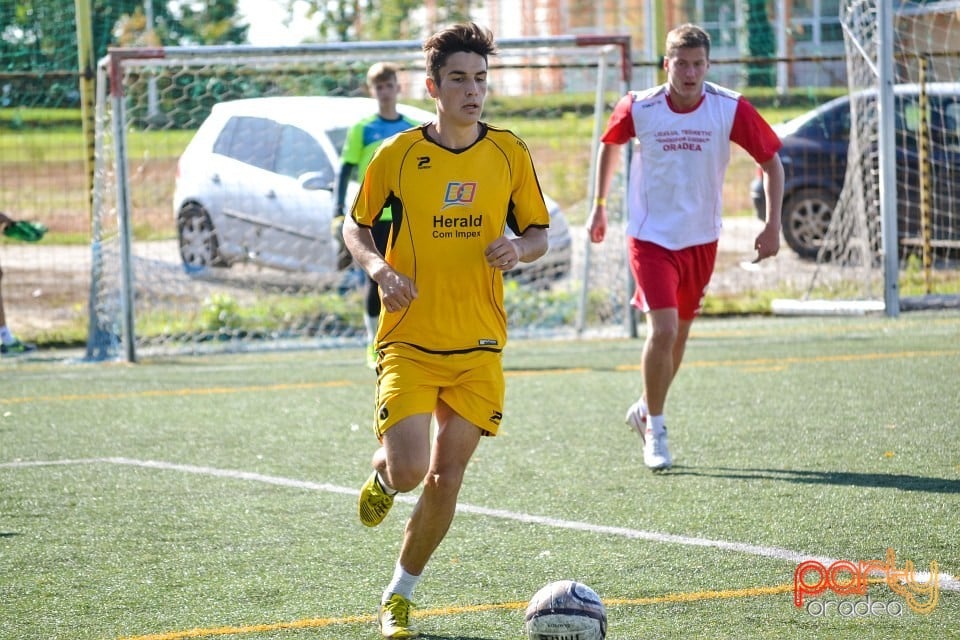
top-left (791, 0), bottom-right (843, 45)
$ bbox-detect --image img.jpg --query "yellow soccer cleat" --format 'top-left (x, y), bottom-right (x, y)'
top-left (379, 593), bottom-right (419, 639)
top-left (358, 471), bottom-right (394, 527)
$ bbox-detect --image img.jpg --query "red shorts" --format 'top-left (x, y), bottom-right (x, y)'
top-left (627, 238), bottom-right (718, 320)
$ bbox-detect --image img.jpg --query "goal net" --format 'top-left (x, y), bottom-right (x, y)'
top-left (790, 0), bottom-right (960, 314)
top-left (87, 38), bottom-right (632, 361)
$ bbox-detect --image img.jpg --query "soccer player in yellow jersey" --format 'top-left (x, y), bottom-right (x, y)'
top-left (342, 22), bottom-right (549, 639)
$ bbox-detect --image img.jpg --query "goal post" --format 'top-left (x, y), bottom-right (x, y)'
top-left (877, 0), bottom-right (899, 316)
top-left (782, 0), bottom-right (960, 316)
top-left (88, 36), bottom-right (633, 362)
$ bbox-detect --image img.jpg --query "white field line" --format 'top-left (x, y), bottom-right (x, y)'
top-left (6, 456), bottom-right (959, 592)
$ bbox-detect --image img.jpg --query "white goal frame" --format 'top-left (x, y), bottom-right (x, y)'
top-left (89, 36), bottom-right (632, 362)
top-left (779, 0), bottom-right (960, 317)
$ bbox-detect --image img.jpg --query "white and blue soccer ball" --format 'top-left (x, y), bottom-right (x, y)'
top-left (525, 579), bottom-right (607, 640)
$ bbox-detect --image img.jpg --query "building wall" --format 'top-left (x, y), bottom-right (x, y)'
top-left (430, 1), bottom-right (956, 92)
top-left (470, 0), bottom-right (850, 91)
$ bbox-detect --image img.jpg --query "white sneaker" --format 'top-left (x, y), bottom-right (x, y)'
top-left (643, 427), bottom-right (672, 471)
top-left (624, 400), bottom-right (647, 440)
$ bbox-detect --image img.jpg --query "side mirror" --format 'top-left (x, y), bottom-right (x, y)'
top-left (299, 171), bottom-right (334, 191)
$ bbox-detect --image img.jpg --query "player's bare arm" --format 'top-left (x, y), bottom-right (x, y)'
top-left (485, 227), bottom-right (548, 271)
top-left (342, 215), bottom-right (418, 311)
top-left (586, 143), bottom-right (623, 243)
top-left (754, 153), bottom-right (784, 262)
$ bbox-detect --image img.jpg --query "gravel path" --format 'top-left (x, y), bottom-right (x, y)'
top-left (0, 218), bottom-right (866, 337)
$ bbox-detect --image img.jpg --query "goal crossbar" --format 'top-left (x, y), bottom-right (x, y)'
top-left (90, 36), bottom-right (633, 362)
top-left (104, 35), bottom-right (633, 93)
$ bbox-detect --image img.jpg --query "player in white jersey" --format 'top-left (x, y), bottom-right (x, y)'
top-left (586, 23), bottom-right (784, 470)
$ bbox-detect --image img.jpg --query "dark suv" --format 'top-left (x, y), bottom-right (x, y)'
top-left (752, 83), bottom-right (960, 259)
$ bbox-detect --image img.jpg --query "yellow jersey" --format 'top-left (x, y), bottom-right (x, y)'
top-left (351, 123), bottom-right (549, 355)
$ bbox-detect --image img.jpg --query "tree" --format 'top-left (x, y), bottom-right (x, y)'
top-left (172, 0), bottom-right (249, 45)
top-left (0, 0), bottom-right (143, 71)
top-left (363, 0), bottom-right (426, 41)
top-left (431, 0), bottom-right (474, 28)
top-left (0, 0), bottom-right (147, 106)
top-left (744, 0), bottom-right (775, 87)
top-left (1, 1), bottom-right (248, 66)
top-left (291, 0), bottom-right (468, 42)
top-left (0, 1), bottom-right (247, 108)
top-left (115, 1), bottom-right (249, 47)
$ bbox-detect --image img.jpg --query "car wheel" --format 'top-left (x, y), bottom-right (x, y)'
top-left (781, 188), bottom-right (837, 260)
top-left (177, 203), bottom-right (227, 270)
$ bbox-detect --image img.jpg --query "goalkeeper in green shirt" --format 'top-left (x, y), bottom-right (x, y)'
top-left (0, 211), bottom-right (39, 355)
top-left (334, 63), bottom-right (422, 369)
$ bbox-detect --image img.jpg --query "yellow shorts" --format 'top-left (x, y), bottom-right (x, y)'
top-left (374, 345), bottom-right (505, 439)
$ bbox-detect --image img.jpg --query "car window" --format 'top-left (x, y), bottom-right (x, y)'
top-left (212, 117), bottom-right (238, 156)
top-left (275, 125), bottom-right (334, 180)
top-left (897, 95), bottom-right (960, 142)
top-left (898, 96), bottom-right (922, 135)
top-left (212, 116), bottom-right (281, 171)
top-left (930, 97), bottom-right (960, 147)
top-left (940, 99), bottom-right (960, 131)
top-left (799, 102), bottom-right (850, 142)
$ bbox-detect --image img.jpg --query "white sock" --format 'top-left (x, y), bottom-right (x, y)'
top-left (640, 397), bottom-right (648, 418)
top-left (377, 471), bottom-right (397, 495)
top-left (0, 326), bottom-right (14, 345)
top-left (383, 561), bottom-right (421, 603)
top-left (648, 414), bottom-right (666, 436)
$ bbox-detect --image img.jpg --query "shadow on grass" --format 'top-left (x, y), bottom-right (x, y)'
top-left (670, 466), bottom-right (960, 493)
top-left (420, 635), bottom-right (499, 640)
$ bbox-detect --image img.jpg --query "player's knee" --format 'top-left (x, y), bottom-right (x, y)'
top-left (422, 466), bottom-right (465, 499)
top-left (387, 462), bottom-right (429, 493)
top-left (647, 322), bottom-right (679, 349)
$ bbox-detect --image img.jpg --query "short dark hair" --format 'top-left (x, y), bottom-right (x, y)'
top-left (665, 23), bottom-right (711, 59)
top-left (423, 22), bottom-right (497, 84)
top-left (367, 62), bottom-right (399, 85)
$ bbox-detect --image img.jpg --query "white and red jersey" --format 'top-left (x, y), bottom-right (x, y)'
top-left (601, 81), bottom-right (781, 250)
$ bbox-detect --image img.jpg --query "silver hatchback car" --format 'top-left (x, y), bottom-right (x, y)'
top-left (173, 96), bottom-right (572, 283)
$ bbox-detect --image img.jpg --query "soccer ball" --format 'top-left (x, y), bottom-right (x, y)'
top-left (524, 579), bottom-right (607, 640)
